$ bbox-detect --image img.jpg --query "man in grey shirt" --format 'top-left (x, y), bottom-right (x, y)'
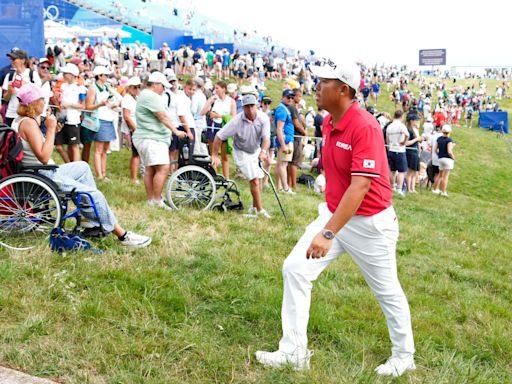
top-left (211, 94), bottom-right (271, 218)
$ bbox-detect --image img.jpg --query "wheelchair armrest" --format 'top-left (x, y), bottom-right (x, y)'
top-left (21, 165), bottom-right (59, 173)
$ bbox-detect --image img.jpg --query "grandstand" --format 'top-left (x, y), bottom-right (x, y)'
top-left (43, 0), bottom-right (283, 54)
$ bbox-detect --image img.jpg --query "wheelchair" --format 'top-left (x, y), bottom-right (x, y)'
top-left (165, 139), bottom-right (244, 212)
top-left (0, 165), bottom-right (103, 251)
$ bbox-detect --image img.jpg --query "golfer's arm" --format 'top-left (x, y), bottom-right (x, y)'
top-left (261, 137), bottom-right (270, 153)
top-left (323, 176), bottom-right (371, 233)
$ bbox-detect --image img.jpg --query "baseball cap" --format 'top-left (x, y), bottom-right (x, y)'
top-left (92, 66), bottom-right (111, 76)
top-left (227, 83), bottom-right (237, 93)
top-left (441, 124), bottom-right (452, 133)
top-left (309, 59), bottom-right (360, 90)
top-left (239, 85), bottom-right (256, 95)
top-left (7, 48), bottom-right (28, 60)
top-left (193, 77), bottom-right (204, 87)
top-left (17, 83), bottom-right (53, 106)
top-left (282, 89), bottom-right (295, 98)
top-left (241, 94), bottom-right (257, 106)
top-left (406, 113), bottom-right (419, 121)
top-left (38, 58), bottom-right (49, 65)
top-left (148, 71), bottom-right (171, 88)
top-left (127, 76), bottom-right (141, 86)
top-left (60, 63), bottom-right (79, 77)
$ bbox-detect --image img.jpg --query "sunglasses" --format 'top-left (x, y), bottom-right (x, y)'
top-left (262, 101), bottom-right (271, 105)
top-left (286, 96), bottom-right (294, 99)
top-left (39, 66), bottom-right (50, 70)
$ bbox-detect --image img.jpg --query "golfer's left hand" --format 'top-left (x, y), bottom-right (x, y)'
top-left (258, 150), bottom-right (267, 162)
top-left (306, 232), bottom-right (333, 259)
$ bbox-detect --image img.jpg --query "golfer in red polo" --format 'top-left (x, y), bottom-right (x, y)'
top-left (255, 59), bottom-right (416, 377)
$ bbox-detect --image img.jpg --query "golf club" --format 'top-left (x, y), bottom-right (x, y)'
top-left (259, 161), bottom-right (289, 226)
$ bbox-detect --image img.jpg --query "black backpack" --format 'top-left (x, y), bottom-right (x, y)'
top-left (0, 125), bottom-right (24, 179)
top-left (157, 49), bottom-right (163, 60)
top-left (123, 51), bottom-right (129, 61)
top-left (183, 48), bottom-right (189, 58)
top-left (297, 173), bottom-right (315, 188)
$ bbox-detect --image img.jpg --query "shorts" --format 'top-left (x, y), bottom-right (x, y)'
top-left (94, 119), bottom-right (116, 142)
top-left (55, 124), bottom-right (80, 145)
top-left (277, 142), bottom-right (294, 163)
top-left (388, 151), bottom-right (408, 172)
top-left (232, 148), bottom-right (264, 181)
top-left (406, 150), bottom-right (419, 171)
top-left (291, 138), bottom-right (303, 167)
top-left (133, 138), bottom-right (170, 167)
top-left (238, 70), bottom-right (245, 79)
top-left (170, 127), bottom-right (195, 152)
top-left (130, 131), bottom-right (139, 156)
top-left (438, 157), bottom-right (454, 171)
top-left (206, 122), bottom-right (222, 142)
top-left (80, 125), bottom-right (96, 144)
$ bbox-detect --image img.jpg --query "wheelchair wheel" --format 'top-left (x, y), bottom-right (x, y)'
top-left (165, 165), bottom-right (216, 210)
top-left (0, 174), bottom-right (62, 250)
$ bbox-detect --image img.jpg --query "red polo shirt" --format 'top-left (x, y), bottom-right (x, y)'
top-left (322, 102), bottom-right (392, 216)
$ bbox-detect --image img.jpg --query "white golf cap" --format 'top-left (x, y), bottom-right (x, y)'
top-left (241, 93), bottom-right (258, 106)
top-left (60, 63), bottom-right (79, 77)
top-left (38, 57), bottom-right (49, 65)
top-left (309, 59), bottom-right (360, 90)
top-left (93, 66), bottom-right (111, 76)
top-left (127, 76), bottom-right (141, 86)
top-left (227, 83), bottom-right (237, 93)
top-left (441, 124), bottom-right (452, 133)
top-left (148, 71), bottom-right (171, 88)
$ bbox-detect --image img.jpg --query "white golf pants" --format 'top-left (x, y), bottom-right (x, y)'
top-left (278, 203), bottom-right (415, 359)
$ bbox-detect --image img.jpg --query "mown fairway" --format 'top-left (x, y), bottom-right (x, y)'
top-left (0, 76), bottom-right (511, 383)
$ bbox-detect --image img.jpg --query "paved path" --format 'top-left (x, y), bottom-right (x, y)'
top-left (0, 367), bottom-right (57, 384)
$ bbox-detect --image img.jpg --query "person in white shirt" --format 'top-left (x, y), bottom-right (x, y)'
top-left (190, 78), bottom-right (208, 156)
top-left (200, 81), bottom-right (236, 179)
top-left (313, 169), bottom-right (326, 193)
top-left (121, 76), bottom-right (141, 183)
top-left (55, 64), bottom-right (85, 162)
top-left (385, 110), bottom-right (409, 195)
top-left (2, 49), bottom-right (41, 127)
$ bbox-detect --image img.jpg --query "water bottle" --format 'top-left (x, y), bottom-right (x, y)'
top-left (183, 144), bottom-right (189, 160)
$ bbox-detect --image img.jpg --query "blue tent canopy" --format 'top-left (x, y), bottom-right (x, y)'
top-left (478, 111), bottom-right (509, 134)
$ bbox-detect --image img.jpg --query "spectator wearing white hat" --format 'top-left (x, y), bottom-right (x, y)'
top-left (211, 94), bottom-right (271, 218)
top-left (121, 76), bottom-right (142, 184)
top-left (84, 66), bottom-right (118, 181)
top-left (133, 71), bottom-right (186, 208)
top-left (54, 63), bottom-right (85, 163)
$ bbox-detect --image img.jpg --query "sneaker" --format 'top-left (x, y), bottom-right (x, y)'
top-left (257, 209), bottom-right (271, 219)
top-left (375, 355), bottom-right (416, 377)
top-left (120, 231), bottom-right (152, 248)
top-left (247, 206), bottom-right (257, 215)
top-left (396, 190), bottom-right (405, 197)
top-left (440, 191), bottom-right (448, 197)
top-left (282, 188), bottom-right (296, 195)
top-left (255, 348), bottom-right (313, 371)
top-left (431, 189), bottom-right (441, 195)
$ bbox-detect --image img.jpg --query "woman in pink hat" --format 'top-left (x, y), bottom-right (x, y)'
top-left (11, 83), bottom-right (151, 248)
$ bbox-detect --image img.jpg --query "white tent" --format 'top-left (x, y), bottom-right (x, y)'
top-left (92, 26), bottom-right (131, 38)
top-left (69, 25), bottom-right (102, 37)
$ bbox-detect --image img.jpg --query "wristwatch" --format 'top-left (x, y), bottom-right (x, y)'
top-left (321, 229), bottom-right (335, 240)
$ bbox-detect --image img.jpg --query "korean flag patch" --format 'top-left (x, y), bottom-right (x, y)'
top-left (363, 159), bottom-right (375, 169)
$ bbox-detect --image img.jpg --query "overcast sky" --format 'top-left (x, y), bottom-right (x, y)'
top-left (189, 0), bottom-right (510, 69)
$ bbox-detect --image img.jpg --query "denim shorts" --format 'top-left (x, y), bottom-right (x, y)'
top-left (94, 119), bottom-right (116, 142)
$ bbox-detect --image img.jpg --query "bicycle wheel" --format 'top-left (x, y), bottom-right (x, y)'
top-left (165, 165), bottom-right (217, 210)
top-left (0, 174), bottom-right (62, 250)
